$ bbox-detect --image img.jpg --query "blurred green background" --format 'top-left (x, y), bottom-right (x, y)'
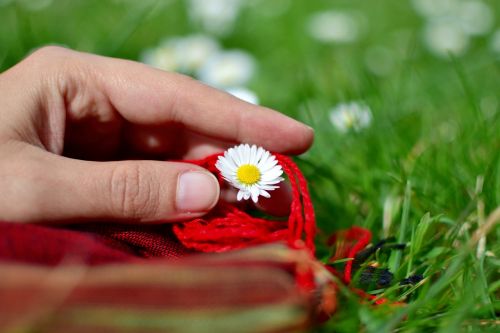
top-left (0, 0), bottom-right (499, 332)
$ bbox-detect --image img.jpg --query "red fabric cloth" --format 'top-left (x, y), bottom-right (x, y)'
top-left (0, 221), bottom-right (136, 266)
top-left (0, 221), bottom-right (198, 265)
top-left (0, 245), bottom-right (318, 332)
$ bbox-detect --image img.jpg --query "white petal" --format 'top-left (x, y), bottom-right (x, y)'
top-left (222, 176), bottom-right (234, 184)
top-left (259, 180), bottom-right (282, 186)
top-left (230, 176), bottom-right (243, 187)
top-left (227, 148), bottom-right (240, 165)
top-left (216, 159), bottom-right (236, 176)
top-left (243, 191), bottom-right (251, 200)
top-left (237, 190), bottom-right (244, 201)
top-left (255, 147), bottom-right (264, 162)
top-left (259, 185), bottom-right (279, 191)
top-left (218, 156), bottom-right (237, 171)
top-left (237, 145), bottom-right (247, 165)
top-left (249, 145), bottom-right (257, 164)
top-left (259, 177), bottom-right (284, 185)
top-left (262, 168), bottom-right (284, 181)
top-left (261, 160), bottom-right (279, 172)
top-left (239, 145), bottom-right (250, 164)
top-left (259, 189), bottom-right (271, 198)
top-left (244, 144), bottom-right (251, 164)
top-left (259, 150), bottom-right (270, 166)
top-left (259, 156), bottom-right (278, 171)
top-left (250, 185), bottom-right (260, 202)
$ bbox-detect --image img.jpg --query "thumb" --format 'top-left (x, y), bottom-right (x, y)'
top-left (2, 146), bottom-right (220, 223)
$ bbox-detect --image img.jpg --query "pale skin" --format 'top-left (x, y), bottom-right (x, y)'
top-left (0, 46), bottom-right (314, 224)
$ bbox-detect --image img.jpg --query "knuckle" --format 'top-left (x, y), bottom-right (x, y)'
top-left (109, 163), bottom-right (161, 219)
top-left (17, 46), bottom-right (75, 90)
top-left (23, 46), bottom-right (69, 69)
top-left (163, 73), bottom-right (190, 122)
top-left (30, 45), bottom-right (68, 59)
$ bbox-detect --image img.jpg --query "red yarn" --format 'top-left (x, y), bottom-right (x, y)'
top-left (327, 226), bottom-right (372, 283)
top-left (324, 227), bottom-right (400, 307)
top-left (173, 153), bottom-right (396, 308)
top-left (173, 153), bottom-right (316, 255)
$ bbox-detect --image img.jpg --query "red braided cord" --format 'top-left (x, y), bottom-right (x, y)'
top-left (327, 226), bottom-right (371, 284)
top-left (276, 155), bottom-right (316, 252)
top-left (172, 152), bottom-right (316, 255)
top-left (342, 227), bottom-right (372, 283)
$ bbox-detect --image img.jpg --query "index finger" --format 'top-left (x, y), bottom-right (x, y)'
top-left (91, 53), bottom-right (314, 154)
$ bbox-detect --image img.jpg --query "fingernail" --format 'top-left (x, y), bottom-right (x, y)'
top-left (176, 171), bottom-right (219, 213)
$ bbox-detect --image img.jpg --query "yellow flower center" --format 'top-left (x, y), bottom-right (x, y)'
top-left (236, 164), bottom-right (261, 185)
top-left (344, 113), bottom-right (355, 128)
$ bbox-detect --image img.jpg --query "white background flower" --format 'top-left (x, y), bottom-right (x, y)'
top-left (225, 87), bottom-right (259, 105)
top-left (457, 0), bottom-right (494, 36)
top-left (197, 50), bottom-right (256, 88)
top-left (216, 144), bottom-right (284, 203)
top-left (140, 34), bottom-right (260, 103)
top-left (170, 34), bottom-right (220, 73)
top-left (188, 0), bottom-right (244, 36)
top-left (307, 11), bottom-right (360, 43)
top-left (411, 0), bottom-right (459, 18)
top-left (491, 29), bottom-right (500, 54)
top-left (423, 19), bottom-right (469, 57)
top-left (329, 102), bottom-right (373, 133)
top-left (140, 45), bottom-right (179, 72)
top-left (140, 35), bottom-right (219, 74)
top-left (413, 0), bottom-right (494, 58)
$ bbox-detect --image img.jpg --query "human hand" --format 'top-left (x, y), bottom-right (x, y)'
top-left (0, 47), bottom-right (313, 223)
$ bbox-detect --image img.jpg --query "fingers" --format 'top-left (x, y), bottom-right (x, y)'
top-left (81, 49), bottom-right (314, 154)
top-left (0, 144), bottom-right (220, 223)
top-left (124, 125), bottom-right (229, 159)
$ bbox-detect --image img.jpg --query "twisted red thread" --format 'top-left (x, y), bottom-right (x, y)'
top-left (327, 226), bottom-right (371, 283)
top-left (172, 152), bottom-right (316, 255)
top-left (324, 227), bottom-right (400, 308)
top-left (276, 155), bottom-right (316, 253)
top-left (290, 157), bottom-right (316, 251)
top-left (343, 227), bottom-right (371, 283)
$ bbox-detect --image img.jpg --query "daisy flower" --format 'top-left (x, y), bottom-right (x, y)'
top-left (491, 29), bottom-right (500, 54)
top-left (307, 10), bottom-right (360, 44)
top-left (170, 34), bottom-right (220, 73)
top-left (188, 0), bottom-right (243, 36)
top-left (197, 50), bottom-right (256, 88)
top-left (140, 46), bottom-right (179, 72)
top-left (225, 87), bottom-right (259, 105)
top-left (140, 34), bottom-right (219, 74)
top-left (457, 0), bottom-right (493, 37)
top-left (423, 19), bottom-right (469, 58)
top-left (329, 101), bottom-right (373, 133)
top-left (215, 144), bottom-right (284, 203)
top-left (411, 0), bottom-right (458, 18)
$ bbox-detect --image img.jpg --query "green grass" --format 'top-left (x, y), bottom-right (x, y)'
top-left (0, 0), bottom-right (499, 332)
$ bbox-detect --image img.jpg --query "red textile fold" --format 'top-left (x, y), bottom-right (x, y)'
top-left (0, 244), bottom-right (319, 333)
top-left (0, 221), bottom-right (136, 266)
